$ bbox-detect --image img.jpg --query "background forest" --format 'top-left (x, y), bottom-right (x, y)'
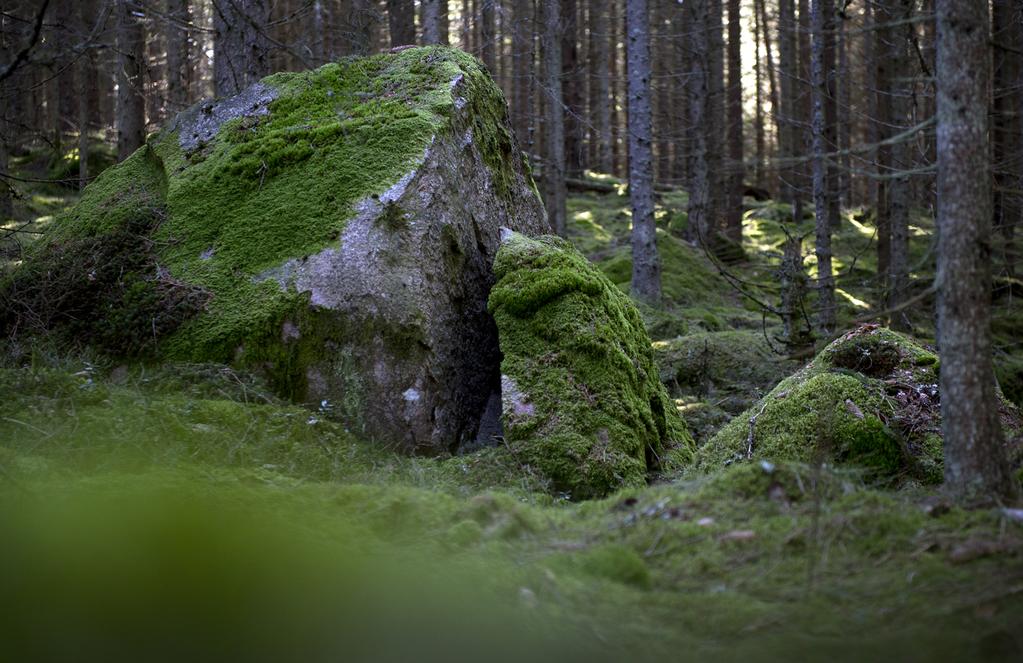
top-left (1, 1), bottom-right (1023, 660)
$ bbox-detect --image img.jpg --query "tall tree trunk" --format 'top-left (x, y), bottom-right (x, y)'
top-left (753, 0), bottom-right (765, 189)
top-left (668, 7), bottom-right (688, 187)
top-left (992, 0), bottom-right (1021, 277)
top-left (347, 0), bottom-right (375, 55)
top-left (836, 9), bottom-right (850, 206)
top-left (480, 0), bottom-right (496, 71)
top-left (116, 0), bottom-right (145, 160)
top-left (887, 0), bottom-right (915, 329)
top-left (811, 0), bottom-right (835, 334)
top-left (611, 0), bottom-right (625, 177)
top-left (166, 0), bottom-right (191, 111)
top-left (685, 0), bottom-right (719, 248)
top-left (461, 0), bottom-right (473, 51)
top-left (652, 0), bottom-right (671, 182)
top-left (724, 0), bottom-right (743, 244)
top-left (542, 0), bottom-right (566, 235)
top-left (562, 0), bottom-right (584, 178)
top-left (387, 0), bottom-right (415, 46)
top-left (874, 0), bottom-right (892, 282)
top-left (421, 0), bottom-right (446, 44)
top-left (0, 37), bottom-right (11, 221)
top-left (778, 0), bottom-right (799, 223)
top-left (589, 0), bottom-right (612, 173)
top-left (511, 0), bottom-right (533, 146)
top-left (627, 0), bottom-right (661, 304)
top-left (935, 0), bottom-right (1019, 504)
top-left (213, 0), bottom-right (271, 97)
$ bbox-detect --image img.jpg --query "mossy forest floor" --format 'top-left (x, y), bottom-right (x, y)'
top-left (3, 157), bottom-right (1023, 661)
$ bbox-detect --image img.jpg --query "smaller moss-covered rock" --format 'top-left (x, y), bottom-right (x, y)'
top-left (697, 325), bottom-right (1023, 482)
top-left (489, 232), bottom-right (694, 499)
top-left (696, 326), bottom-right (925, 480)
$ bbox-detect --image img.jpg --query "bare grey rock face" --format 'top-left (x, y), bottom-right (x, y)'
top-left (247, 62), bottom-right (549, 453)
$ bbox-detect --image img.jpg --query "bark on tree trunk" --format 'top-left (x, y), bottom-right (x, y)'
top-left (992, 0), bottom-right (1021, 277)
top-left (116, 0), bottom-right (145, 160)
top-left (387, 0), bottom-right (415, 46)
top-left (562, 0), bottom-right (584, 179)
top-left (480, 0), bottom-right (496, 71)
top-left (836, 10), bottom-right (850, 206)
top-left (935, 0), bottom-right (1019, 504)
top-left (627, 0), bottom-right (661, 304)
top-left (724, 0), bottom-right (744, 245)
top-left (811, 0), bottom-right (835, 335)
top-left (886, 0), bottom-right (914, 330)
top-left (542, 0), bottom-right (567, 235)
top-left (778, 0), bottom-right (799, 224)
top-left (753, 0), bottom-right (765, 189)
top-left (213, 0), bottom-right (271, 97)
top-left (589, 0), bottom-right (612, 173)
top-left (874, 0), bottom-right (891, 282)
top-left (685, 0), bottom-right (714, 248)
top-left (421, 0), bottom-right (445, 44)
top-left (166, 0), bottom-right (191, 111)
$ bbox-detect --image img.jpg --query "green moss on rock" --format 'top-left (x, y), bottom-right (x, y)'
top-left (489, 232), bottom-right (694, 499)
top-left (696, 325), bottom-right (947, 481)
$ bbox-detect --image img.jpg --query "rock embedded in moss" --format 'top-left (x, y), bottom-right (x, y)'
top-left (4, 47), bottom-right (549, 454)
top-left (488, 231), bottom-right (694, 499)
top-left (697, 325), bottom-right (1023, 482)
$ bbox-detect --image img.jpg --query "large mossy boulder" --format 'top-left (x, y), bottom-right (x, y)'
top-left (488, 232), bottom-right (694, 499)
top-left (697, 325), bottom-right (1023, 482)
top-left (1, 48), bottom-right (549, 453)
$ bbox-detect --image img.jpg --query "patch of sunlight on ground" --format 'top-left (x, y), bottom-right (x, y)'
top-left (651, 340), bottom-right (670, 350)
top-left (572, 210), bottom-right (613, 242)
top-left (909, 225), bottom-right (931, 237)
top-left (836, 287), bottom-right (871, 309)
top-left (584, 169), bottom-right (619, 182)
top-left (847, 215), bottom-right (875, 238)
top-left (31, 195), bottom-right (68, 206)
top-left (743, 218), bottom-right (780, 253)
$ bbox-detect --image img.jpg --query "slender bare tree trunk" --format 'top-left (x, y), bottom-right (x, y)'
top-left (116, 0), bottom-right (145, 160)
top-left (589, 0), bottom-right (612, 173)
top-left (387, 0), bottom-right (415, 46)
top-left (753, 0), bottom-right (765, 189)
top-left (724, 0), bottom-right (743, 244)
top-left (511, 0), bottom-right (532, 144)
top-left (811, 0), bottom-right (835, 334)
top-left (887, 0), bottom-right (915, 329)
top-left (611, 0), bottom-right (625, 177)
top-left (627, 0), bottom-right (661, 304)
top-left (479, 0), bottom-right (496, 71)
top-left (686, 0), bottom-right (723, 251)
top-left (213, 0), bottom-right (271, 97)
top-left (542, 0), bottom-right (566, 235)
top-left (421, 0), bottom-right (445, 44)
top-left (561, 0), bottom-right (584, 178)
top-left (777, 0), bottom-right (799, 222)
top-left (836, 10), bottom-right (850, 206)
top-left (992, 0), bottom-right (1021, 277)
top-left (935, 0), bottom-right (1020, 504)
top-left (874, 0), bottom-right (892, 281)
top-left (166, 0), bottom-right (191, 111)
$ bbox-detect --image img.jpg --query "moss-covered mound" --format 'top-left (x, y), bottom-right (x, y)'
top-left (697, 325), bottom-right (1023, 482)
top-left (488, 232), bottom-right (694, 499)
top-left (2, 47), bottom-right (549, 453)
